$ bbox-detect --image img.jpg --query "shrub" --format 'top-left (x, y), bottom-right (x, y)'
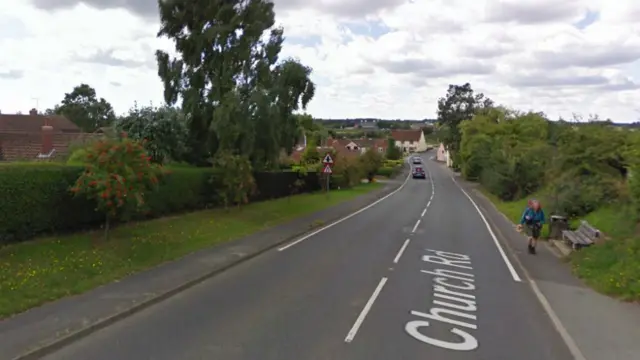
top-left (70, 136), bottom-right (163, 238)
top-left (360, 149), bottom-right (384, 181)
top-left (376, 166), bottom-right (396, 177)
top-left (384, 159), bottom-right (405, 167)
top-left (252, 170), bottom-right (320, 200)
top-left (66, 148), bottom-right (89, 165)
top-left (332, 155), bottom-right (363, 188)
top-left (211, 151), bottom-right (256, 208)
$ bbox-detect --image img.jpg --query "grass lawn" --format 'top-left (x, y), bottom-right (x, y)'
top-left (479, 187), bottom-right (640, 301)
top-left (0, 183), bottom-right (382, 318)
top-left (570, 205), bottom-right (640, 301)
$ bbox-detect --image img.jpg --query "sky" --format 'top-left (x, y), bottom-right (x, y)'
top-left (0, 0), bottom-right (639, 122)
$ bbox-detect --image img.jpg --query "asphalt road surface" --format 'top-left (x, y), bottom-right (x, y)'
top-left (43, 155), bottom-right (574, 360)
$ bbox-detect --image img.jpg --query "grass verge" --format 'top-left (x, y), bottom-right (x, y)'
top-left (0, 183), bottom-right (382, 318)
top-left (480, 187), bottom-right (640, 301)
top-left (570, 205), bottom-right (640, 301)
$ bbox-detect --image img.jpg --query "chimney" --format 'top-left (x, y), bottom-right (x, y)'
top-left (41, 119), bottom-right (54, 155)
top-left (29, 108), bottom-right (38, 116)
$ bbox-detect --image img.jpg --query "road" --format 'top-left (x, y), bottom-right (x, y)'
top-left (42, 154), bottom-right (574, 360)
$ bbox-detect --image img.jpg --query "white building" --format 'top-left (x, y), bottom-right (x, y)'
top-left (391, 129), bottom-right (428, 152)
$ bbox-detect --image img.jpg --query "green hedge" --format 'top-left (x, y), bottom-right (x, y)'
top-left (377, 165), bottom-right (404, 177)
top-left (383, 159), bottom-right (405, 167)
top-left (0, 164), bottom-right (321, 245)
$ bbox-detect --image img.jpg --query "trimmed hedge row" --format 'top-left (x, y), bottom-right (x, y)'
top-left (0, 164), bottom-right (322, 245)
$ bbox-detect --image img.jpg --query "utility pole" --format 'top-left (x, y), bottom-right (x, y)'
top-left (31, 97), bottom-right (39, 111)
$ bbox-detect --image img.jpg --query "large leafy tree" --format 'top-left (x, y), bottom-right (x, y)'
top-left (155, 0), bottom-right (315, 168)
top-left (52, 84), bottom-right (116, 132)
top-left (436, 83), bottom-right (493, 164)
top-left (115, 104), bottom-right (189, 164)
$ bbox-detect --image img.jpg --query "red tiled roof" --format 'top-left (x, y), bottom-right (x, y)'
top-left (0, 113), bottom-right (80, 133)
top-left (324, 137), bottom-right (387, 150)
top-left (391, 130), bottom-right (422, 142)
top-left (0, 132), bottom-right (101, 161)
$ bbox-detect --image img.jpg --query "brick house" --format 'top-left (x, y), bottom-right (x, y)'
top-left (0, 109), bottom-right (92, 161)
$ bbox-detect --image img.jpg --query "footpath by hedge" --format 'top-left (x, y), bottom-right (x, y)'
top-left (0, 163), bottom-right (344, 245)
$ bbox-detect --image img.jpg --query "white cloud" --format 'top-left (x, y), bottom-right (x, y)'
top-left (1, 0), bottom-right (639, 122)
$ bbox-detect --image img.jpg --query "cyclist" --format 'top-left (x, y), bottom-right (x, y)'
top-left (516, 199), bottom-right (545, 254)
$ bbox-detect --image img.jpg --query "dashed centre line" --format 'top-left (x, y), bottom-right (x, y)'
top-left (394, 239), bottom-right (411, 263)
top-left (344, 277), bottom-right (388, 343)
top-left (412, 164), bottom-right (435, 233)
top-left (411, 219), bottom-right (421, 233)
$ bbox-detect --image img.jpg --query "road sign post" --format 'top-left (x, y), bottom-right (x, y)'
top-left (322, 153), bottom-right (334, 197)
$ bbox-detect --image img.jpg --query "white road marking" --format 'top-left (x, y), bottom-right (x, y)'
top-left (278, 162), bottom-right (413, 251)
top-left (344, 277), bottom-right (388, 343)
top-left (463, 187), bottom-right (587, 360)
top-left (527, 275), bottom-right (587, 360)
top-left (450, 176), bottom-right (522, 282)
top-left (393, 238), bottom-right (411, 263)
top-left (407, 249), bottom-right (479, 351)
top-left (412, 163), bottom-right (435, 229)
top-left (411, 219), bottom-right (421, 233)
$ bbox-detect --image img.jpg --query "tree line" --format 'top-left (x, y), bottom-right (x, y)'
top-left (437, 83), bottom-right (640, 220)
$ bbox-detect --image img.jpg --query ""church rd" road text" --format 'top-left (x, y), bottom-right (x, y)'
top-left (405, 248), bottom-right (479, 351)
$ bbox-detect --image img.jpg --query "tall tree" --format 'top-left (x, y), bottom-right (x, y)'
top-left (155, 0), bottom-right (315, 167)
top-left (54, 84), bottom-right (116, 132)
top-left (436, 83), bottom-right (493, 163)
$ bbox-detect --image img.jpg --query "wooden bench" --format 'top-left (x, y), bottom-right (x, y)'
top-left (562, 220), bottom-right (600, 250)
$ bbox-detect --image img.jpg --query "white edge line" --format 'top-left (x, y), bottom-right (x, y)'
top-left (393, 239), bottom-right (411, 263)
top-left (461, 183), bottom-right (586, 359)
top-left (344, 277), bottom-right (388, 343)
top-left (451, 176), bottom-right (522, 282)
top-left (528, 277), bottom-right (587, 360)
top-left (411, 219), bottom-right (421, 233)
top-left (278, 158), bottom-right (413, 251)
top-left (420, 208), bottom-right (427, 217)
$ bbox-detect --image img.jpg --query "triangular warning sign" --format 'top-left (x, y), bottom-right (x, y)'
top-left (322, 153), bottom-right (333, 164)
top-left (323, 164), bottom-right (333, 173)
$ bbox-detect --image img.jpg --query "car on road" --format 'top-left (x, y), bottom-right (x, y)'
top-left (412, 156), bottom-right (422, 164)
top-left (412, 166), bottom-right (426, 179)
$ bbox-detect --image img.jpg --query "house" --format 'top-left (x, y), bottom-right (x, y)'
top-left (0, 108), bottom-right (91, 161)
top-left (288, 137), bottom-right (388, 163)
top-left (436, 143), bottom-right (453, 168)
top-left (325, 138), bottom-right (387, 154)
top-left (391, 129), bottom-right (427, 152)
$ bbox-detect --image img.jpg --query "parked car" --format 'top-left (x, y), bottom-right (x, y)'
top-left (412, 167), bottom-right (426, 179)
